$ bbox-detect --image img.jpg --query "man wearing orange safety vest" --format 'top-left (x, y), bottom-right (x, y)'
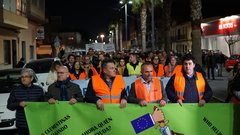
top-left (85, 58), bottom-right (127, 110)
top-left (165, 54), bottom-right (212, 107)
top-left (128, 63), bottom-right (168, 107)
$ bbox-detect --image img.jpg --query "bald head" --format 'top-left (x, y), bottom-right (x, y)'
top-left (57, 66), bottom-right (70, 81)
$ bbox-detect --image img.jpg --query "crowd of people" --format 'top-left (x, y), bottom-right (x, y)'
top-left (7, 48), bottom-right (240, 135)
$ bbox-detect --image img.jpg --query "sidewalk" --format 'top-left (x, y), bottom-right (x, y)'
top-left (205, 67), bottom-right (230, 103)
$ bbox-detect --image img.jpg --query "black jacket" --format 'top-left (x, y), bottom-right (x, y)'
top-left (7, 84), bottom-right (44, 128)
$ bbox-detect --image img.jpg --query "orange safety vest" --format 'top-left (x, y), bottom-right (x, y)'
top-left (164, 65), bottom-right (182, 77)
top-left (92, 74), bottom-right (124, 103)
top-left (90, 66), bottom-right (99, 76)
top-left (69, 72), bottom-right (87, 80)
top-left (153, 64), bottom-right (164, 77)
top-left (174, 72), bottom-right (205, 100)
top-left (134, 78), bottom-right (162, 103)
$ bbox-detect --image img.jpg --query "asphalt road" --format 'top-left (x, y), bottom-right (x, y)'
top-left (206, 67), bottom-right (230, 103)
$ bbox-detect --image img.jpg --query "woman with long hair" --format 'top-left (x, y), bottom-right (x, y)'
top-left (164, 56), bottom-right (182, 77)
top-left (69, 61), bottom-right (87, 80)
top-left (152, 55), bottom-right (165, 77)
top-left (47, 60), bottom-right (63, 84)
top-left (225, 61), bottom-right (240, 103)
top-left (117, 58), bottom-right (126, 75)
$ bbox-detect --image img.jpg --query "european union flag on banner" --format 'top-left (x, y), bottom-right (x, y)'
top-left (131, 114), bottom-right (155, 134)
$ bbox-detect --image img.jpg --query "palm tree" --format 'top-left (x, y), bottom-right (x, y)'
top-left (162, 0), bottom-right (173, 55)
top-left (121, 0), bottom-right (162, 52)
top-left (190, 0), bottom-right (202, 65)
top-left (109, 10), bottom-right (124, 51)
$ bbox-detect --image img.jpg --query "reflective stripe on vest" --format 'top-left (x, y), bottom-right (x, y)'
top-left (134, 78), bottom-right (162, 102)
top-left (92, 75), bottom-right (124, 103)
top-left (164, 65), bottom-right (182, 77)
top-left (174, 72), bottom-right (205, 100)
top-left (126, 62), bottom-right (142, 77)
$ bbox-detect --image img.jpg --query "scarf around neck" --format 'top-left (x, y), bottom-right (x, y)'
top-left (57, 78), bottom-right (70, 101)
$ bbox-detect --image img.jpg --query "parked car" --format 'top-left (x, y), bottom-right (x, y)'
top-left (225, 54), bottom-right (240, 72)
top-left (0, 68), bottom-right (42, 130)
top-left (23, 57), bottom-right (61, 91)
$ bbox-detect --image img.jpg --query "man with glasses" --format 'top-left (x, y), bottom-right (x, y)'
top-left (7, 68), bottom-right (44, 135)
top-left (45, 66), bottom-right (84, 104)
top-left (81, 55), bottom-right (98, 79)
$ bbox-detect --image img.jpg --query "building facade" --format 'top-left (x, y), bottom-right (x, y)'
top-left (0, 0), bottom-right (45, 69)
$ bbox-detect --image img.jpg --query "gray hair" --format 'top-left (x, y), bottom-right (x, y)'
top-left (21, 68), bottom-right (35, 77)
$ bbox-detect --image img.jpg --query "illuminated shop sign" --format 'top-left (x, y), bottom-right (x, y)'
top-left (201, 15), bottom-right (240, 36)
top-left (219, 22), bottom-right (235, 30)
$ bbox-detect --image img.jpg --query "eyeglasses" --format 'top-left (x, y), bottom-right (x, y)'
top-left (21, 76), bottom-right (31, 78)
top-left (57, 72), bottom-right (68, 74)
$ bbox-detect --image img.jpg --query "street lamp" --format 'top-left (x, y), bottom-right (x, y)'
top-left (120, 1), bottom-right (132, 51)
top-left (100, 34), bottom-right (104, 42)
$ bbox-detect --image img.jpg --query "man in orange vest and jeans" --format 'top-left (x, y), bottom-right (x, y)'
top-left (128, 62), bottom-right (168, 107)
top-left (85, 58), bottom-right (127, 110)
top-left (165, 54), bottom-right (213, 107)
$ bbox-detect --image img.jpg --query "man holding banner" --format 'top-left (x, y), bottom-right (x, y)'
top-left (128, 63), bottom-right (168, 107)
top-left (7, 68), bottom-right (44, 135)
top-left (85, 58), bottom-right (127, 110)
top-left (166, 54), bottom-right (212, 107)
top-left (45, 66), bottom-right (84, 104)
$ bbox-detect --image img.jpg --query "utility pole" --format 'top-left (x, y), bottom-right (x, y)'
top-left (125, 4), bottom-right (128, 47)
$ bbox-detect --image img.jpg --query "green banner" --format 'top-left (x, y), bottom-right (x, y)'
top-left (25, 102), bottom-right (240, 135)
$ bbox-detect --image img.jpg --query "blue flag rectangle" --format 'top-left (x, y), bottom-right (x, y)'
top-left (131, 113), bottom-right (155, 134)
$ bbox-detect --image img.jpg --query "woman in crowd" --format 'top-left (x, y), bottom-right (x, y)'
top-left (117, 58), bottom-right (126, 75)
top-left (70, 61), bottom-right (87, 80)
top-left (164, 56), bottom-right (182, 77)
top-left (47, 60), bottom-right (63, 84)
top-left (152, 55), bottom-right (165, 77)
top-left (225, 61), bottom-right (240, 103)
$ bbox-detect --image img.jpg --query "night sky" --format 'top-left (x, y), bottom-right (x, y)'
top-left (45, 0), bottom-right (240, 40)
top-left (45, 0), bottom-right (120, 39)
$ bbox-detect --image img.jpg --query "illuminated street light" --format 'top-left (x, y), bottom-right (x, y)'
top-left (120, 0), bottom-right (132, 51)
top-left (100, 34), bottom-right (104, 42)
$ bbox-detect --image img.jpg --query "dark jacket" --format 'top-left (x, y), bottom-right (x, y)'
top-left (15, 61), bottom-right (25, 68)
top-left (232, 73), bottom-right (240, 91)
top-left (7, 84), bottom-right (44, 128)
top-left (206, 54), bottom-right (216, 68)
top-left (44, 81), bottom-right (84, 102)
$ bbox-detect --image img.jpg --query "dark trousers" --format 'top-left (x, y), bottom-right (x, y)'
top-left (207, 67), bottom-right (215, 79)
top-left (18, 127), bottom-right (30, 135)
